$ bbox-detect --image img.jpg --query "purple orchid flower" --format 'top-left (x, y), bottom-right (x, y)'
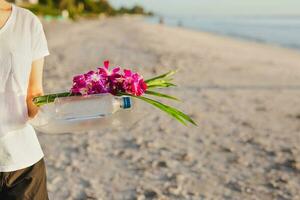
top-left (122, 69), bottom-right (147, 96)
top-left (71, 61), bottom-right (147, 96)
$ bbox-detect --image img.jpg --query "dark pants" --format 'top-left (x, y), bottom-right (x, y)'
top-left (0, 158), bottom-right (49, 200)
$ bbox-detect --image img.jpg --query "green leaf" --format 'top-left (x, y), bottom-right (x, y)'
top-left (145, 90), bottom-right (180, 101)
top-left (147, 83), bottom-right (177, 89)
top-left (145, 69), bottom-right (178, 84)
top-left (145, 70), bottom-right (179, 89)
top-left (146, 78), bottom-right (177, 88)
top-left (126, 94), bottom-right (197, 126)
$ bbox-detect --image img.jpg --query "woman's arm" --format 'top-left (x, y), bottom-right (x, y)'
top-left (26, 58), bottom-right (45, 118)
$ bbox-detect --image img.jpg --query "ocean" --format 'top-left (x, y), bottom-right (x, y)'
top-left (146, 15), bottom-right (300, 50)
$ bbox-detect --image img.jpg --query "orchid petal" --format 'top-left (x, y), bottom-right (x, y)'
top-left (104, 60), bottom-right (109, 69)
top-left (112, 67), bottom-right (120, 73)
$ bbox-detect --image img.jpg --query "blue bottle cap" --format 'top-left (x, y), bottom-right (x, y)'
top-left (122, 97), bottom-right (131, 109)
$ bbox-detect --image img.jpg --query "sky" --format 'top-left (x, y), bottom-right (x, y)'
top-left (109, 0), bottom-right (300, 16)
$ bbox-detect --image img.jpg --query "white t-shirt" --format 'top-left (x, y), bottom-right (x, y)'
top-left (0, 4), bottom-right (49, 172)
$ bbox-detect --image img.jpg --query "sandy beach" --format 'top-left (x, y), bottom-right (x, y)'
top-left (38, 17), bottom-right (300, 200)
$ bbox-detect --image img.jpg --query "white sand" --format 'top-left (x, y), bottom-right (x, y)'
top-left (39, 17), bottom-right (300, 200)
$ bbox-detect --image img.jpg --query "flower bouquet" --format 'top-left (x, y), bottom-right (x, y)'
top-left (33, 61), bottom-right (197, 126)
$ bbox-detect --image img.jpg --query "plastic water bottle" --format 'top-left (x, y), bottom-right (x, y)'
top-left (54, 94), bottom-right (131, 121)
top-left (29, 94), bottom-right (132, 134)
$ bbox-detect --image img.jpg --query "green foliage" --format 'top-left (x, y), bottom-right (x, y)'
top-left (25, 3), bottom-right (61, 16)
top-left (118, 5), bottom-right (153, 16)
top-left (145, 90), bottom-right (180, 101)
top-left (23, 0), bottom-right (152, 19)
top-left (128, 94), bottom-right (197, 126)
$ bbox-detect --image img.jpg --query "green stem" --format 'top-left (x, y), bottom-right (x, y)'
top-left (33, 92), bottom-right (74, 106)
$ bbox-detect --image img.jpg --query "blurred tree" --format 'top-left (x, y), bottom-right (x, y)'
top-left (14, 0), bottom-right (152, 19)
top-left (131, 5), bottom-right (144, 14)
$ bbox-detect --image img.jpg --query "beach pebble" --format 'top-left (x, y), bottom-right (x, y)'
top-left (144, 189), bottom-right (159, 198)
top-left (136, 194), bottom-right (146, 200)
top-left (175, 174), bottom-right (186, 184)
top-left (167, 185), bottom-right (182, 196)
top-left (152, 160), bottom-right (168, 168)
top-left (113, 149), bottom-right (125, 157)
top-left (180, 152), bottom-right (194, 162)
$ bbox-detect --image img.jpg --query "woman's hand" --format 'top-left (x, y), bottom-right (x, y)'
top-left (27, 58), bottom-right (45, 118)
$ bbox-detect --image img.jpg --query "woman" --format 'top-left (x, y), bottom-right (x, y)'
top-left (0, 0), bottom-right (49, 199)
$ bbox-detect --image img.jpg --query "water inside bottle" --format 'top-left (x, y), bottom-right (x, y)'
top-left (54, 94), bottom-right (119, 120)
